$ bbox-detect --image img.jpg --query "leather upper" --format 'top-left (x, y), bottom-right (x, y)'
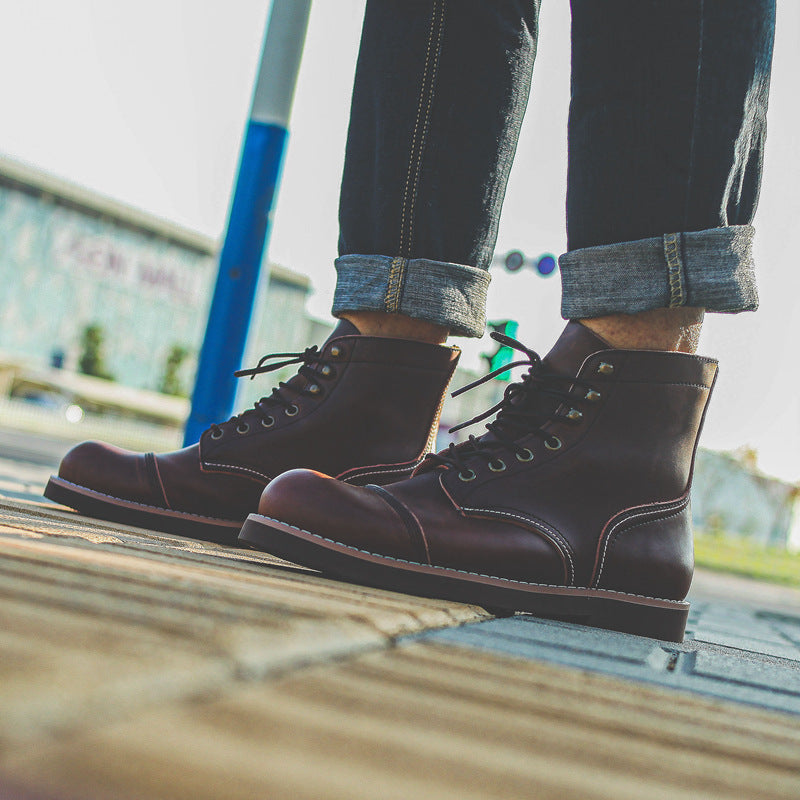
top-left (257, 322), bottom-right (718, 599)
top-left (57, 321), bottom-right (460, 521)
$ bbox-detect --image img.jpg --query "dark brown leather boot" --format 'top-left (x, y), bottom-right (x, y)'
top-left (241, 322), bottom-right (718, 642)
top-left (45, 321), bottom-right (459, 544)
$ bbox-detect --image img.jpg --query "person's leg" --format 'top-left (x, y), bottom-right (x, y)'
top-left (335, 0), bottom-right (540, 342)
top-left (244, 0), bottom-right (777, 641)
top-left (563, 0), bottom-right (775, 351)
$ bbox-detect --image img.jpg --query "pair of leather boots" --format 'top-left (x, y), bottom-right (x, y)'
top-left (46, 320), bottom-right (717, 642)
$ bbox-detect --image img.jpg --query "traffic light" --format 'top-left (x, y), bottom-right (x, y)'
top-left (502, 250), bottom-right (558, 276)
top-left (482, 320), bottom-right (519, 381)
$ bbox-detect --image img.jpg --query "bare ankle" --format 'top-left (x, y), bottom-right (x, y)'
top-left (341, 311), bottom-right (449, 344)
top-left (579, 307), bottom-right (705, 353)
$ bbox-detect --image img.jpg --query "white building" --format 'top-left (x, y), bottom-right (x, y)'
top-left (0, 153), bottom-right (313, 399)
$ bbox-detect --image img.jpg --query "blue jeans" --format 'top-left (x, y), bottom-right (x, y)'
top-left (333, 0), bottom-right (776, 337)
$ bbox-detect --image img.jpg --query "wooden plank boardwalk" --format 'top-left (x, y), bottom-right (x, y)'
top-left (1, 498), bottom-right (799, 799)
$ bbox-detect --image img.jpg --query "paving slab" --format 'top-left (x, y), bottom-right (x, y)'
top-left (421, 593), bottom-right (800, 715)
top-left (0, 497), bottom-right (487, 751)
top-left (3, 642), bottom-right (799, 800)
top-left (1, 492), bottom-right (799, 799)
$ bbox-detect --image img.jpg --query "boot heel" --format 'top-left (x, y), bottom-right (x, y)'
top-left (586, 596), bottom-right (689, 642)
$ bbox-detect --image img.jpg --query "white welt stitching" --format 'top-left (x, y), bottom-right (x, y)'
top-left (204, 462), bottom-right (272, 482)
top-left (594, 498), bottom-right (688, 586)
top-left (53, 478), bottom-right (239, 523)
top-left (251, 514), bottom-right (686, 605)
top-left (339, 459), bottom-right (426, 483)
top-left (341, 467), bottom-right (415, 483)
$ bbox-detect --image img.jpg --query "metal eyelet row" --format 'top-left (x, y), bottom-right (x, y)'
top-left (458, 447), bottom-right (536, 482)
top-left (212, 402), bottom-right (299, 440)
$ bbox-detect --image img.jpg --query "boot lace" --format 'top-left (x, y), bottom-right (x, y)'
top-left (208, 346), bottom-right (334, 435)
top-left (425, 332), bottom-right (595, 478)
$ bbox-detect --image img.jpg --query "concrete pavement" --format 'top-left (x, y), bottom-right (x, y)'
top-left (1, 431), bottom-right (799, 798)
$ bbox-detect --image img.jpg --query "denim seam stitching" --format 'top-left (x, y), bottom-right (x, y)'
top-left (388, 2), bottom-right (440, 314)
top-left (385, 256), bottom-right (407, 313)
top-left (395, 0), bottom-right (445, 282)
top-left (683, 0), bottom-right (705, 228)
top-left (664, 233), bottom-right (686, 307)
top-left (406, 0), bottom-right (445, 257)
top-left (397, 0), bottom-right (438, 257)
top-left (679, 231), bottom-right (693, 305)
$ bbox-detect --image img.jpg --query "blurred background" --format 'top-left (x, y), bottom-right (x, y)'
top-left (0, 2), bottom-right (797, 569)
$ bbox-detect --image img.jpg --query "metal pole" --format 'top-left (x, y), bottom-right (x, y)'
top-left (183, 0), bottom-right (312, 445)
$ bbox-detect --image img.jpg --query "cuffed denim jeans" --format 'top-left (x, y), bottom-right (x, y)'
top-left (333, 0), bottom-right (776, 337)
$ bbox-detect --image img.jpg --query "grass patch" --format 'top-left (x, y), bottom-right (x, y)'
top-left (694, 532), bottom-right (800, 588)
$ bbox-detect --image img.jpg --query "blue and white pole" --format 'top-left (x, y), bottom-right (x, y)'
top-left (183, 0), bottom-right (312, 445)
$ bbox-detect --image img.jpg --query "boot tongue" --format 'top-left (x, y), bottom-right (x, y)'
top-left (541, 321), bottom-right (613, 376)
top-left (476, 322), bottom-right (613, 446)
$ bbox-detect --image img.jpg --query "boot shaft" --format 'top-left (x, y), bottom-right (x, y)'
top-left (440, 335), bottom-right (718, 594)
top-left (200, 330), bottom-right (460, 484)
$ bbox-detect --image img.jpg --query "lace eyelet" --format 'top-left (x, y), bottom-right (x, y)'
top-left (285, 404), bottom-right (299, 417)
top-left (261, 416), bottom-right (275, 428)
top-left (597, 362), bottom-right (614, 375)
top-left (516, 448), bottom-right (534, 462)
top-left (458, 469), bottom-right (477, 482)
top-left (545, 435), bottom-right (562, 451)
top-left (307, 383), bottom-right (322, 396)
top-left (329, 345), bottom-right (343, 359)
top-left (565, 408), bottom-right (583, 422)
top-left (488, 459), bottom-right (506, 473)
top-left (585, 389), bottom-right (601, 403)
top-left (320, 365), bottom-right (334, 378)
top-left (236, 422), bottom-right (250, 435)
top-left (209, 429), bottom-right (223, 440)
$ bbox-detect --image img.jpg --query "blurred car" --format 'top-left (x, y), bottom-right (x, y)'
top-left (15, 390), bottom-right (84, 423)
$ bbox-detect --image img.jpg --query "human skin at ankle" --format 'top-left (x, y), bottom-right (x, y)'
top-left (341, 311), bottom-right (450, 344)
top-left (342, 306), bottom-right (704, 353)
top-left (580, 307), bottom-right (705, 353)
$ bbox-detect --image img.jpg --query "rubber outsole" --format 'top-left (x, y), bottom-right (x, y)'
top-left (43, 476), bottom-right (243, 546)
top-left (239, 514), bottom-right (690, 642)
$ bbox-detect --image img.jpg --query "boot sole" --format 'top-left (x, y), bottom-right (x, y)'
top-left (44, 476), bottom-right (243, 546)
top-left (240, 514), bottom-right (690, 642)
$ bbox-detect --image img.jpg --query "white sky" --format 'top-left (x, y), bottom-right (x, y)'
top-left (0, 1), bottom-right (797, 482)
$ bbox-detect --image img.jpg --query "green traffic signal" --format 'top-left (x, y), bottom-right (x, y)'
top-left (482, 320), bottom-right (519, 380)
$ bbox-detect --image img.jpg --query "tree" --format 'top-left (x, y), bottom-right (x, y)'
top-left (78, 324), bottom-right (115, 381)
top-left (159, 344), bottom-right (190, 397)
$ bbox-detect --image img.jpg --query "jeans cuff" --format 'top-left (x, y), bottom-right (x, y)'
top-left (559, 225), bottom-right (758, 318)
top-left (332, 254), bottom-right (492, 338)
